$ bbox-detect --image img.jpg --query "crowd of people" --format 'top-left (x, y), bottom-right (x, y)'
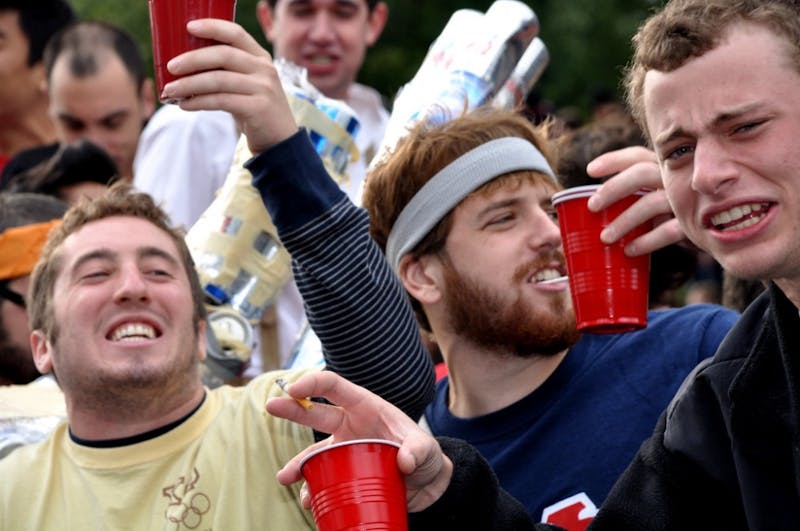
top-left (1, 0), bottom-right (796, 529)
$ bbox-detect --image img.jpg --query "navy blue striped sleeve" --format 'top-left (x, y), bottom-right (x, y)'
top-left (246, 130), bottom-right (435, 420)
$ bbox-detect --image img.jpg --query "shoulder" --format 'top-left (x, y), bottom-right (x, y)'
top-left (648, 303), bottom-right (739, 330)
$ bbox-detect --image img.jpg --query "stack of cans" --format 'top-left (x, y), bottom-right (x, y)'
top-left (372, 0), bottom-right (550, 168)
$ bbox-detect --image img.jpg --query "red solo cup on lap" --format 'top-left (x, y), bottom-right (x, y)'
top-left (147, 0), bottom-right (237, 103)
top-left (300, 439), bottom-right (408, 531)
top-left (551, 184), bottom-right (651, 334)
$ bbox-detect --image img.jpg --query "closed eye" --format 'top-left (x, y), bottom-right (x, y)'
top-left (485, 213), bottom-right (515, 227)
top-left (733, 120), bottom-right (765, 135)
top-left (81, 270), bottom-right (110, 281)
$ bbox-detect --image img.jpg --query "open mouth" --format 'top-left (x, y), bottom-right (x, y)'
top-left (530, 268), bottom-right (565, 284)
top-left (709, 202), bottom-right (771, 231)
top-left (108, 322), bottom-right (160, 342)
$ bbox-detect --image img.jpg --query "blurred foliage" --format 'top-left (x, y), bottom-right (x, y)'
top-left (69, 0), bottom-right (664, 121)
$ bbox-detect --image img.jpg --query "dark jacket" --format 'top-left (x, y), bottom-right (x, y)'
top-left (592, 282), bottom-right (800, 530)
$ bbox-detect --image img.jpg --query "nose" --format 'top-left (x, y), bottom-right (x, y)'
top-left (691, 138), bottom-right (738, 196)
top-left (528, 207), bottom-right (562, 251)
top-left (113, 266), bottom-right (149, 304)
top-left (307, 12), bottom-right (336, 42)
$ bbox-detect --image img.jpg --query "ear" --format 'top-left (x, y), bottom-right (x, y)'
top-left (256, 0), bottom-right (276, 42)
top-left (31, 330), bottom-right (54, 375)
top-left (364, 2), bottom-right (388, 47)
top-left (139, 78), bottom-right (156, 121)
top-left (397, 253), bottom-right (442, 305)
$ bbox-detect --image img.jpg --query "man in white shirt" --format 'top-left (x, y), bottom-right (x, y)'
top-left (134, 0), bottom-right (391, 373)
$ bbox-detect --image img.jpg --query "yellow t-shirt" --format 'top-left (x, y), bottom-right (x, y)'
top-left (0, 369), bottom-right (318, 530)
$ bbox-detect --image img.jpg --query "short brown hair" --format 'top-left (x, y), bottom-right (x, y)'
top-left (363, 107), bottom-right (557, 331)
top-left (625, 0), bottom-right (800, 136)
top-left (28, 182), bottom-right (207, 340)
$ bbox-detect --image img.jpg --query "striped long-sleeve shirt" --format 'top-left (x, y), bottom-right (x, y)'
top-left (247, 129), bottom-right (435, 421)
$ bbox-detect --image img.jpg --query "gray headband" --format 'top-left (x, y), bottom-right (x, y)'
top-left (385, 136), bottom-right (556, 272)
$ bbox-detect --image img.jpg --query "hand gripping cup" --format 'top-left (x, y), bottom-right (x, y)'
top-left (300, 439), bottom-right (408, 531)
top-left (147, 0), bottom-right (237, 103)
top-left (551, 185), bottom-right (651, 334)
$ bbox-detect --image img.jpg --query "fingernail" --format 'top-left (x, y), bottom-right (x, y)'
top-left (600, 226), bottom-right (616, 243)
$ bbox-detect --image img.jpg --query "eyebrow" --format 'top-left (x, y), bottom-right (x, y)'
top-left (475, 197), bottom-right (523, 220)
top-left (654, 102), bottom-right (763, 147)
top-left (56, 109), bottom-right (129, 126)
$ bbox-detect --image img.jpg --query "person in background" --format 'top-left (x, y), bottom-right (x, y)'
top-left (41, 20), bottom-right (155, 182)
top-left (135, 0), bottom-right (391, 374)
top-left (0, 0), bottom-right (76, 176)
top-left (4, 139), bottom-right (117, 204)
top-left (0, 192), bottom-right (67, 385)
top-left (256, 0), bottom-right (389, 193)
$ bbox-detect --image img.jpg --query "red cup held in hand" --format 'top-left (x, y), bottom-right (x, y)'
top-left (300, 439), bottom-right (408, 531)
top-left (147, 0), bottom-right (237, 103)
top-left (551, 184), bottom-right (651, 334)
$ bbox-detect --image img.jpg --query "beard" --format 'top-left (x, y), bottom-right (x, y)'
top-left (50, 323), bottom-right (201, 417)
top-left (441, 256), bottom-right (581, 358)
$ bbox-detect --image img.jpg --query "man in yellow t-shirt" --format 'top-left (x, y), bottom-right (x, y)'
top-left (0, 181), bottom-right (318, 529)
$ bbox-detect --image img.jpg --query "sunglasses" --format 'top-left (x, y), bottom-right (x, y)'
top-left (0, 282), bottom-right (26, 310)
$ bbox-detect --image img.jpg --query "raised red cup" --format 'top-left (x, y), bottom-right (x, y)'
top-left (551, 184), bottom-right (651, 334)
top-left (147, 0), bottom-right (237, 103)
top-left (300, 439), bottom-right (408, 531)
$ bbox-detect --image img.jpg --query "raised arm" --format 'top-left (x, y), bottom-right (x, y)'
top-left (163, 19), bottom-right (434, 420)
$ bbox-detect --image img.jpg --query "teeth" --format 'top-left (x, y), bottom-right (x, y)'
top-left (532, 269), bottom-right (562, 283)
top-left (310, 56), bottom-right (332, 65)
top-left (111, 323), bottom-right (156, 342)
top-left (710, 202), bottom-right (768, 230)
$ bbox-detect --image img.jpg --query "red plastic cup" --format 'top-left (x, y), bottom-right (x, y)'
top-left (551, 184), bottom-right (651, 334)
top-left (147, 0), bottom-right (237, 103)
top-left (300, 439), bottom-right (408, 531)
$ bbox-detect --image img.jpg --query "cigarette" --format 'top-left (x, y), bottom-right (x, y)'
top-left (275, 378), bottom-right (313, 410)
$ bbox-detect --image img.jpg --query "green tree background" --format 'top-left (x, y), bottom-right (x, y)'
top-left (69, 0), bottom-right (663, 120)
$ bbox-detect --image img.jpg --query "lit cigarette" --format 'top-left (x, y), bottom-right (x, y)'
top-left (276, 378), bottom-right (313, 410)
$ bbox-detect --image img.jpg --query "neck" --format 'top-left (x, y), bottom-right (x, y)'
top-left (0, 102), bottom-right (56, 156)
top-left (438, 333), bottom-right (568, 417)
top-left (64, 382), bottom-right (206, 441)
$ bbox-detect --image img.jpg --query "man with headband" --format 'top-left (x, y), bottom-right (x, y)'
top-left (359, 108), bottom-right (738, 525)
top-left (0, 193), bottom-right (67, 385)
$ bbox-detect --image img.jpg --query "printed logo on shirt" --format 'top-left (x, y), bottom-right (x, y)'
top-left (162, 467), bottom-right (212, 530)
top-left (541, 492), bottom-right (598, 531)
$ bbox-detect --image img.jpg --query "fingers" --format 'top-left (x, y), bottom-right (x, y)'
top-left (186, 18), bottom-right (266, 56)
top-left (159, 18), bottom-right (298, 153)
top-left (266, 394), bottom-right (349, 437)
top-left (273, 436), bottom-right (333, 486)
top-left (587, 146), bottom-right (661, 213)
top-left (621, 217), bottom-right (687, 256)
top-left (280, 371), bottom-right (379, 411)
